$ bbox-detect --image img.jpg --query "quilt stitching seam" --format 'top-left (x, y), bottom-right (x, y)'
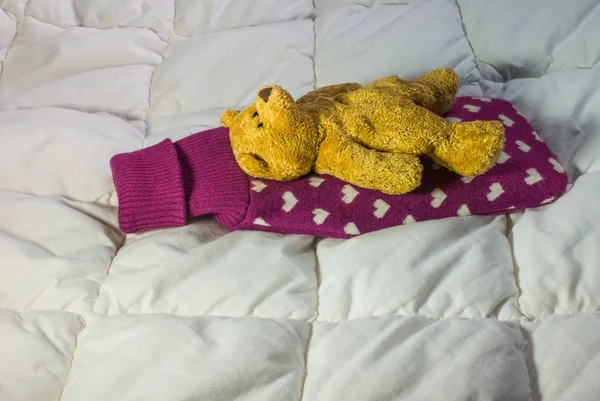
top-left (452, 0), bottom-right (484, 90)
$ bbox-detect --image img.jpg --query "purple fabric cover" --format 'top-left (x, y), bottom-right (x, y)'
top-left (111, 96), bottom-right (568, 238)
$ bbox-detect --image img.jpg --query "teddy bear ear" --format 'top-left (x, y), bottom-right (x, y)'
top-left (256, 85), bottom-right (294, 109)
top-left (220, 109), bottom-right (239, 128)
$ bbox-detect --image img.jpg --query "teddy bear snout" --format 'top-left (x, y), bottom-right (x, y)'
top-left (258, 87), bottom-right (272, 102)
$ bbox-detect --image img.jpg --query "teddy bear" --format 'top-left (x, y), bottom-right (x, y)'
top-left (220, 68), bottom-right (505, 195)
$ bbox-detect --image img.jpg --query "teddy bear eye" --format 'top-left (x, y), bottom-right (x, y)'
top-left (257, 122), bottom-right (264, 128)
top-left (253, 111), bottom-right (259, 118)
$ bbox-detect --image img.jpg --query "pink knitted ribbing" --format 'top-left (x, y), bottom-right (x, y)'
top-left (174, 128), bottom-right (249, 228)
top-left (110, 128), bottom-right (249, 233)
top-left (110, 139), bottom-right (187, 233)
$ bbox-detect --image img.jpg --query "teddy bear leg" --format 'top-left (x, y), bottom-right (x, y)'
top-left (297, 83), bottom-right (362, 105)
top-left (316, 136), bottom-right (424, 195)
top-left (367, 68), bottom-right (459, 116)
top-left (430, 120), bottom-right (505, 176)
top-left (413, 68), bottom-right (460, 115)
top-left (340, 100), bottom-right (449, 155)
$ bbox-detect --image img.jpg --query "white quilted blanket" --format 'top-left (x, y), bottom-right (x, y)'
top-left (1, 0), bottom-right (599, 400)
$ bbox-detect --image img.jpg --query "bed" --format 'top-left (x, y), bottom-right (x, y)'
top-left (1, 0), bottom-right (599, 400)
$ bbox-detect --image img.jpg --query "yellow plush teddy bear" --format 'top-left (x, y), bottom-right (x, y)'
top-left (220, 68), bottom-right (505, 195)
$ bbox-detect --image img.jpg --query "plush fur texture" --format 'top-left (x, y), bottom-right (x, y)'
top-left (221, 68), bottom-right (505, 195)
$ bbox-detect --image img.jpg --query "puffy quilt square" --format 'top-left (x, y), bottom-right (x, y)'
top-left (0, 191), bottom-right (121, 313)
top-left (0, 17), bottom-right (166, 119)
top-left (149, 20), bottom-right (315, 117)
top-left (0, 108), bottom-right (143, 202)
top-left (304, 316), bottom-right (530, 400)
top-left (513, 173), bottom-right (600, 319)
top-left (94, 225), bottom-right (318, 321)
top-left (458, 0), bottom-right (600, 79)
top-left (0, 310), bottom-right (83, 401)
top-left (174, 0), bottom-right (313, 36)
top-left (60, 314), bottom-right (309, 401)
top-left (522, 313), bottom-right (600, 400)
top-left (315, 0), bottom-right (479, 86)
top-left (316, 215), bottom-right (520, 321)
top-left (25, 0), bottom-right (175, 33)
top-left (495, 67), bottom-right (600, 179)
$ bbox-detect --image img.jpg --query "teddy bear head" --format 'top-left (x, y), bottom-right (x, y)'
top-left (221, 85), bottom-right (319, 181)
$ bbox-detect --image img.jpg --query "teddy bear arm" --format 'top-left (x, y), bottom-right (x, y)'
top-left (236, 153), bottom-right (272, 179)
top-left (315, 133), bottom-right (423, 195)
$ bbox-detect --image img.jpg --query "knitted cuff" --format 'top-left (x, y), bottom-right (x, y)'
top-left (110, 139), bottom-right (187, 233)
top-left (174, 127), bottom-right (249, 228)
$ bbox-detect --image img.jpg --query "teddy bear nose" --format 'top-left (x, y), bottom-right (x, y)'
top-left (258, 87), bottom-right (272, 102)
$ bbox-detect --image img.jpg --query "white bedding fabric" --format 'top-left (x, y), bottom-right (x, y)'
top-left (1, 0), bottom-right (599, 400)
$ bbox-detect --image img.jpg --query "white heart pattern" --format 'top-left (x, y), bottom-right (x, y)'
top-left (430, 188), bottom-right (447, 208)
top-left (549, 158), bottom-right (565, 173)
top-left (472, 96), bottom-right (492, 102)
top-left (309, 177), bottom-right (325, 187)
top-left (463, 104), bottom-right (481, 113)
top-left (312, 208), bottom-right (329, 225)
top-left (461, 176), bottom-right (475, 184)
top-left (541, 197), bottom-right (555, 204)
top-left (373, 199), bottom-right (390, 218)
top-left (457, 204), bottom-right (471, 216)
top-left (498, 114), bottom-right (514, 127)
top-left (342, 185), bottom-right (359, 204)
top-left (251, 180), bottom-right (267, 192)
top-left (532, 131), bottom-right (542, 142)
top-left (282, 191), bottom-right (298, 212)
top-left (516, 140), bottom-right (531, 152)
top-left (344, 222), bottom-right (360, 235)
top-left (525, 168), bottom-right (543, 185)
top-left (403, 215), bottom-right (416, 225)
top-left (497, 151), bottom-right (511, 164)
top-left (253, 218), bottom-right (269, 226)
top-left (487, 183), bottom-right (504, 201)
top-left (446, 117), bottom-right (462, 123)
